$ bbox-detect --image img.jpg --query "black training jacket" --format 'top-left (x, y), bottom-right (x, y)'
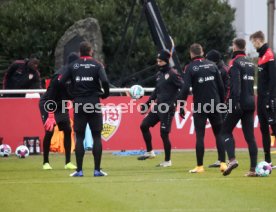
top-left (257, 43), bottom-right (276, 99)
top-left (59, 56), bottom-right (109, 103)
top-left (40, 67), bottom-right (72, 112)
top-left (228, 51), bottom-right (255, 111)
top-left (180, 56), bottom-right (224, 106)
top-left (217, 60), bottom-right (229, 101)
top-left (147, 65), bottom-right (183, 105)
top-left (3, 60), bottom-right (41, 90)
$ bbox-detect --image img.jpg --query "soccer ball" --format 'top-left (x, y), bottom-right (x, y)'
top-left (129, 85), bottom-right (145, 99)
top-left (255, 161), bottom-right (272, 177)
top-left (0, 144), bottom-right (12, 157)
top-left (15, 145), bottom-right (30, 158)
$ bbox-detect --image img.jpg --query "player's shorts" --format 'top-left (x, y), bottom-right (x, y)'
top-left (73, 108), bottom-right (103, 133)
top-left (141, 105), bottom-right (175, 133)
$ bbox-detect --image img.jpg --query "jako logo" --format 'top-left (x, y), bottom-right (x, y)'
top-left (75, 76), bottom-right (94, 82)
top-left (80, 77), bottom-right (93, 81)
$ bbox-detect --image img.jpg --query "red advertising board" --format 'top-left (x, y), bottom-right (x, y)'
top-left (0, 96), bottom-right (265, 152)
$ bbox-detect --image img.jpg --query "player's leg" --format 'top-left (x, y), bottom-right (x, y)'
top-left (39, 102), bottom-right (54, 170)
top-left (55, 112), bottom-right (76, 169)
top-left (157, 110), bottom-right (174, 167)
top-left (209, 111), bottom-right (228, 168)
top-left (55, 113), bottom-right (71, 164)
top-left (89, 111), bottom-right (107, 177)
top-left (42, 131), bottom-right (54, 169)
top-left (138, 111), bottom-right (159, 160)
top-left (63, 125), bottom-right (72, 165)
top-left (258, 98), bottom-right (271, 163)
top-left (91, 130), bottom-right (107, 177)
top-left (208, 112), bottom-right (226, 172)
top-left (221, 111), bottom-right (240, 176)
top-left (268, 110), bottom-right (276, 166)
top-left (70, 111), bottom-right (87, 177)
top-left (189, 113), bottom-right (207, 173)
top-left (241, 111), bottom-right (258, 176)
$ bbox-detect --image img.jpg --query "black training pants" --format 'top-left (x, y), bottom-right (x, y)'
top-left (193, 112), bottom-right (225, 166)
top-left (222, 109), bottom-right (258, 169)
top-left (257, 96), bottom-right (276, 163)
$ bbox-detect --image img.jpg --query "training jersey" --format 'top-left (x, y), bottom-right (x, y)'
top-left (228, 51), bottom-right (255, 111)
top-left (40, 67), bottom-right (72, 112)
top-left (60, 56), bottom-right (109, 103)
top-left (181, 56), bottom-right (224, 106)
top-left (257, 43), bottom-right (276, 99)
top-left (217, 60), bottom-right (229, 101)
top-left (147, 65), bottom-right (183, 105)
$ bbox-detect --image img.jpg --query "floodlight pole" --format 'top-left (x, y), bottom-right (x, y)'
top-left (267, 0), bottom-right (275, 49)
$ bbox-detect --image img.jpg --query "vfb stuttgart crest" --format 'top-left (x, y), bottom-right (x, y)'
top-left (101, 106), bottom-right (122, 141)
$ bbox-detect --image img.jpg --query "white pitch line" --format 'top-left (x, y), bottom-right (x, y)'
top-left (0, 177), bottom-right (238, 185)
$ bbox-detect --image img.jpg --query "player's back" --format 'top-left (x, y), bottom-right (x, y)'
top-left (69, 57), bottom-right (105, 101)
top-left (186, 58), bottom-right (222, 105)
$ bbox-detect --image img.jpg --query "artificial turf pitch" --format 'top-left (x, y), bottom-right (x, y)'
top-left (0, 151), bottom-right (276, 212)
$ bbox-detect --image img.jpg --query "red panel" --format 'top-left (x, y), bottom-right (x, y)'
top-left (0, 96), bottom-right (264, 152)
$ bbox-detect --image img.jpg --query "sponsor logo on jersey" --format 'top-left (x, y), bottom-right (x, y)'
top-left (193, 66), bottom-right (199, 71)
top-left (198, 77), bottom-right (204, 83)
top-left (240, 61), bottom-right (245, 67)
top-left (81, 77), bottom-right (94, 81)
top-left (101, 106), bottom-right (122, 141)
top-left (243, 75), bottom-right (254, 80)
top-left (198, 76), bottom-right (214, 83)
top-left (204, 76), bottom-right (214, 81)
top-left (75, 76), bottom-right (94, 82)
top-left (165, 73), bottom-right (170, 80)
top-left (73, 63), bottom-right (80, 69)
top-left (80, 64), bottom-right (96, 69)
top-left (199, 64), bottom-right (214, 69)
top-left (75, 76), bottom-right (81, 82)
top-left (240, 61), bottom-right (254, 67)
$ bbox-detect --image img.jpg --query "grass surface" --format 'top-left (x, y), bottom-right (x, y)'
top-left (0, 151), bottom-right (276, 212)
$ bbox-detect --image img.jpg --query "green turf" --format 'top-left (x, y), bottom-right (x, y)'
top-left (0, 151), bottom-right (276, 212)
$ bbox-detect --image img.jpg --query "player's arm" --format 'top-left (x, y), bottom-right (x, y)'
top-left (140, 73), bottom-right (158, 114)
top-left (42, 75), bottom-right (58, 132)
top-left (146, 73), bottom-right (160, 108)
top-left (171, 70), bottom-right (184, 89)
top-left (140, 88), bottom-right (157, 114)
top-left (144, 71), bottom-right (159, 105)
top-left (47, 75), bottom-right (59, 101)
top-left (174, 67), bottom-right (192, 119)
top-left (178, 67), bottom-right (192, 101)
top-left (268, 57), bottom-right (276, 111)
top-left (147, 88), bottom-right (157, 103)
top-left (170, 70), bottom-right (185, 106)
top-left (3, 63), bottom-right (19, 89)
top-left (98, 65), bottom-right (109, 99)
top-left (215, 67), bottom-right (225, 103)
top-left (59, 65), bottom-right (72, 85)
top-left (230, 63), bottom-right (241, 109)
top-left (268, 59), bottom-right (276, 98)
top-left (221, 66), bottom-right (230, 99)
